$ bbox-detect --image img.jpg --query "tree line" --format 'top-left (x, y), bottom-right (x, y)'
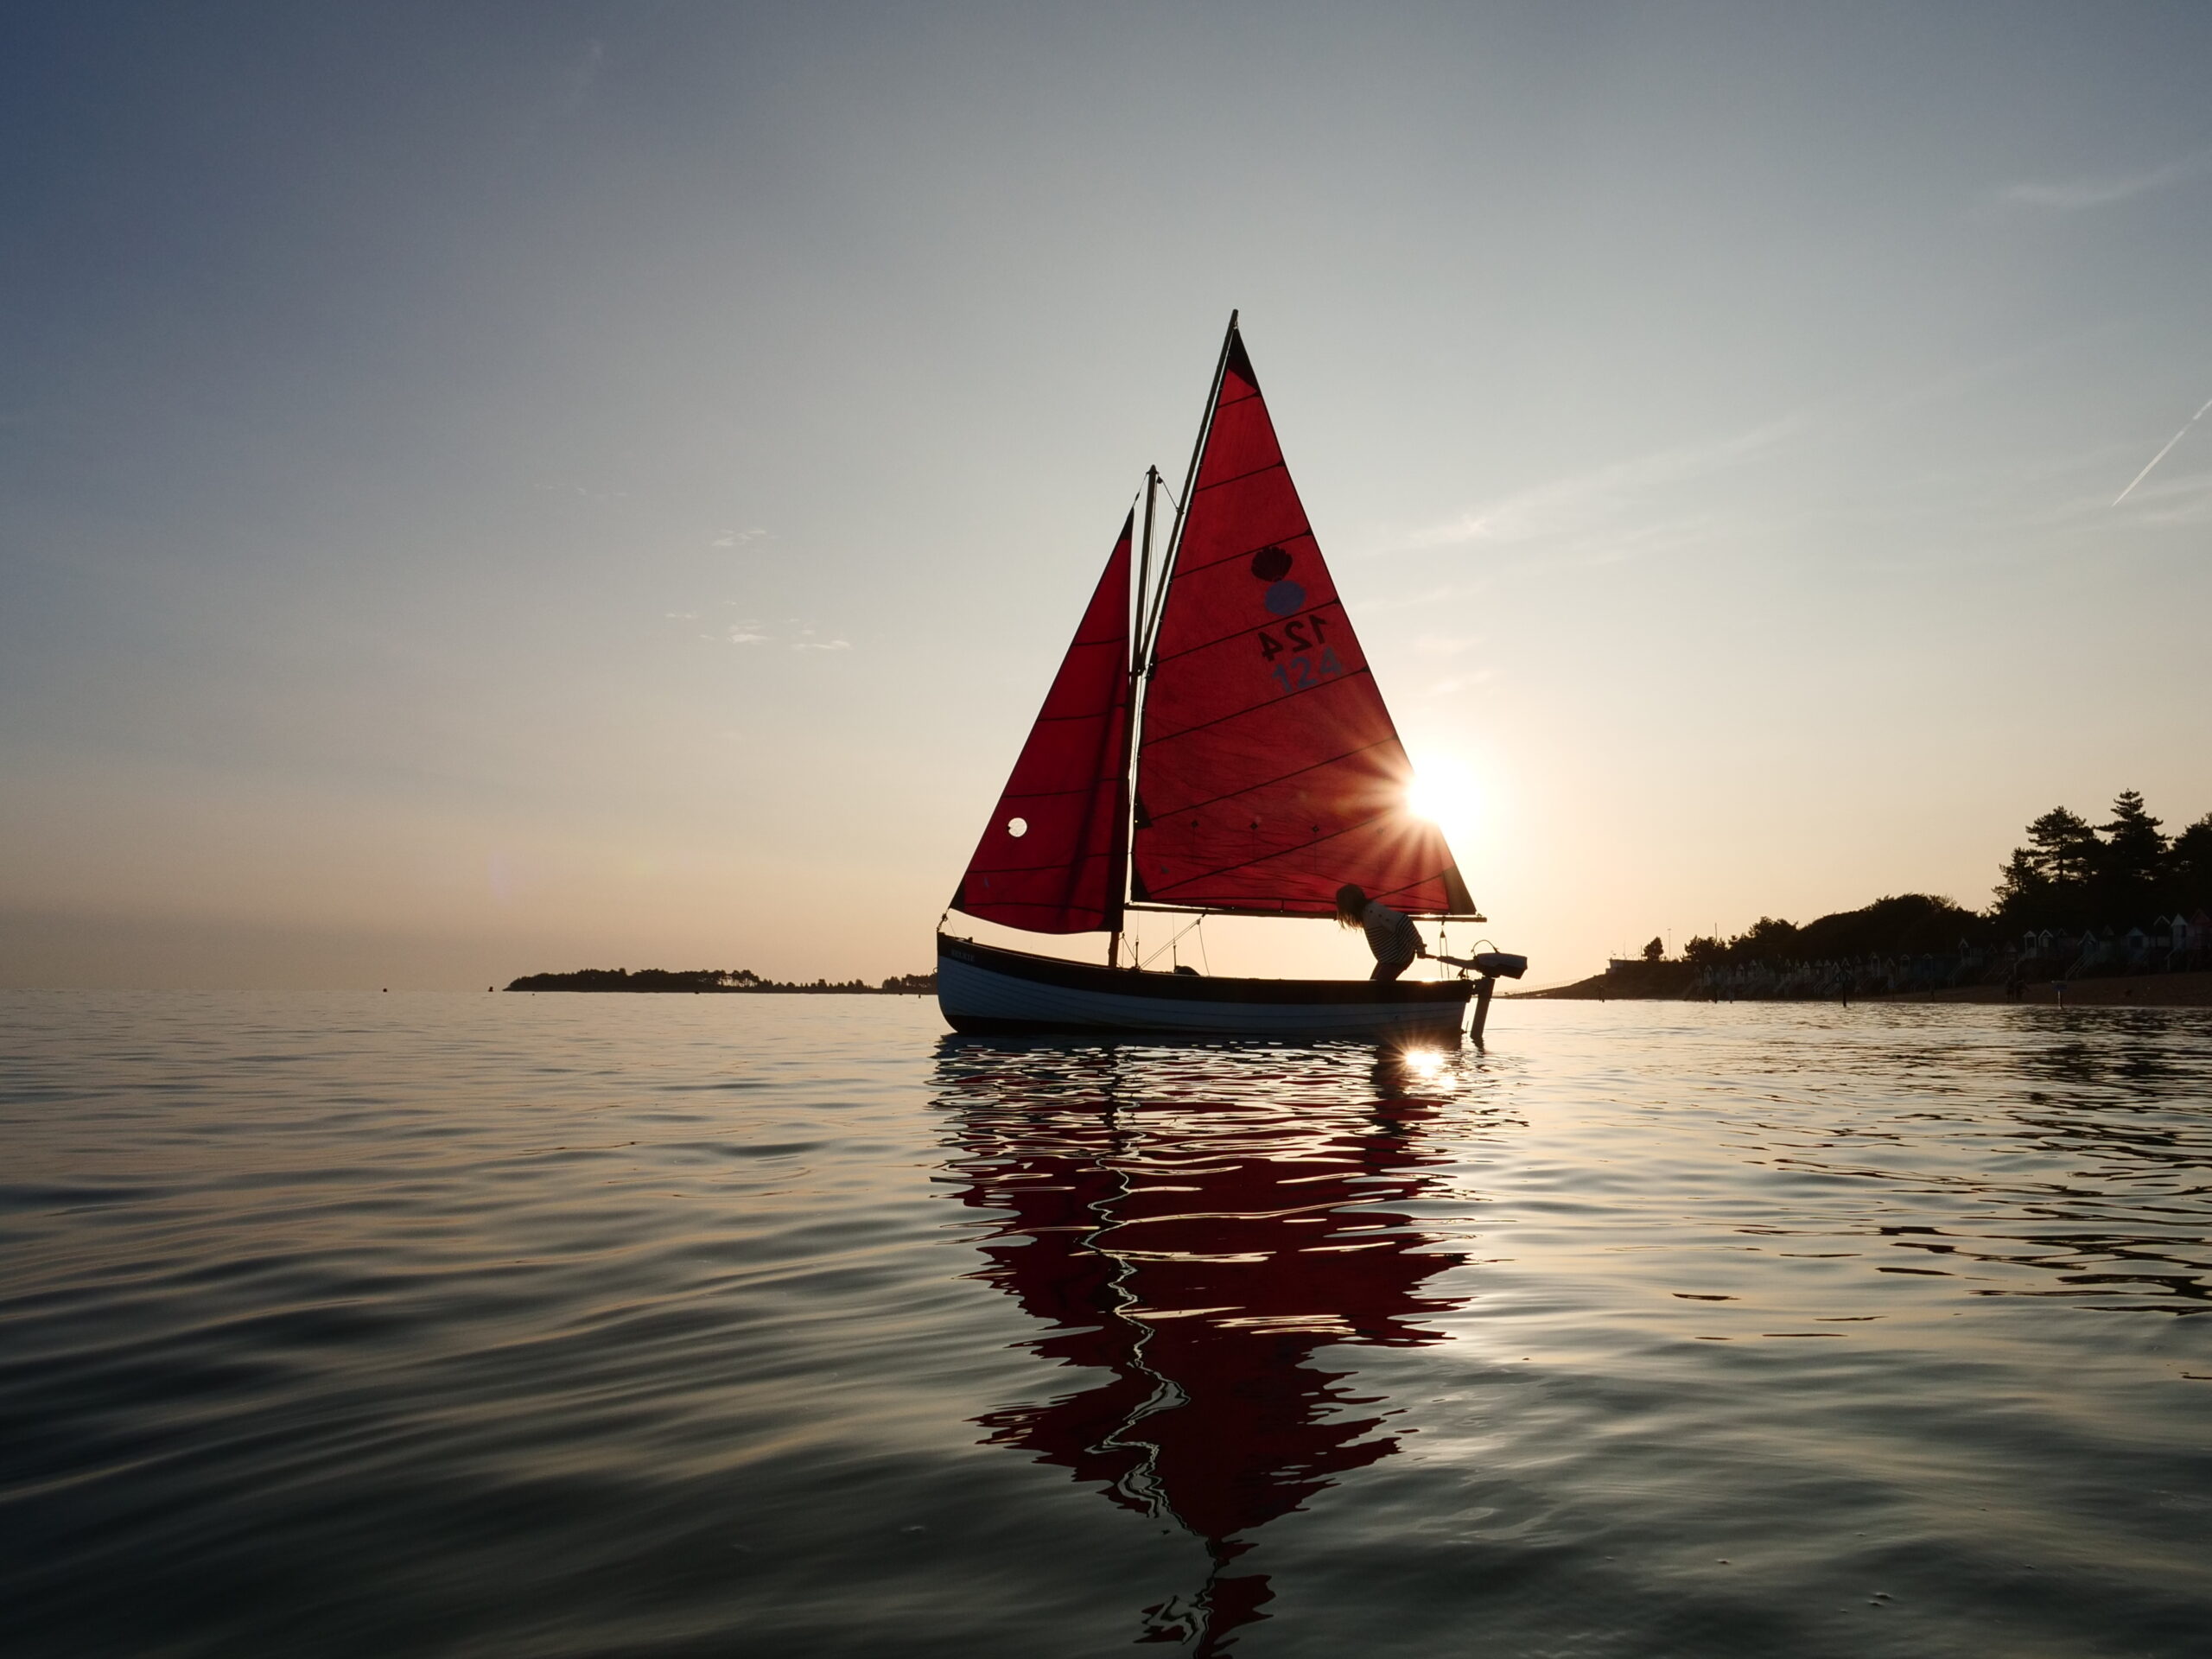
top-left (1992, 791), bottom-right (2212, 932)
top-left (1681, 791), bottom-right (2211, 969)
top-left (505, 968), bottom-right (938, 994)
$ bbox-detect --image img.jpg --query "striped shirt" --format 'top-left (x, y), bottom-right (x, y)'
top-left (1360, 900), bottom-right (1423, 966)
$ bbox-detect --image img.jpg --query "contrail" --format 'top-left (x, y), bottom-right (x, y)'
top-left (2113, 394), bottom-right (2212, 506)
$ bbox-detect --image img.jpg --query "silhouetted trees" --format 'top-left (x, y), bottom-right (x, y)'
top-left (504, 967), bottom-right (935, 994)
top-left (505, 968), bottom-right (751, 992)
top-left (1649, 790), bottom-right (2209, 996)
top-left (1681, 894), bottom-right (1986, 971)
top-left (2175, 816), bottom-right (2212, 908)
top-left (1993, 791), bottom-right (2212, 930)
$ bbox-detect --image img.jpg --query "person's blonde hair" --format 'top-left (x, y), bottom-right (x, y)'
top-left (1334, 884), bottom-right (1367, 929)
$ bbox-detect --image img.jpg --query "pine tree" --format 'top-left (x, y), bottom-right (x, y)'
top-left (2170, 813), bottom-right (2212, 913)
top-left (1994, 806), bottom-right (2098, 927)
top-left (1993, 847), bottom-right (2050, 917)
top-left (2024, 807), bottom-right (2098, 884)
top-left (2099, 790), bottom-right (2166, 880)
top-left (2094, 790), bottom-right (2166, 922)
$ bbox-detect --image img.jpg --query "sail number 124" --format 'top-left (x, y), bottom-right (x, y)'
top-left (1257, 615), bottom-right (1344, 696)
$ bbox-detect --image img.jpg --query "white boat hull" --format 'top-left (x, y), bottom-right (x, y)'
top-left (937, 933), bottom-right (1470, 1042)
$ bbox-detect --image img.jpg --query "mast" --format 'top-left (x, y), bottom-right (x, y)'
top-left (1116, 312), bottom-right (1240, 950)
top-left (1111, 314), bottom-right (1238, 961)
top-left (1132, 466), bottom-right (1160, 683)
top-left (1109, 468), bottom-right (1158, 970)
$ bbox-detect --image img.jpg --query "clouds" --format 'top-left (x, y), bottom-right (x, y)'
top-left (1378, 416), bottom-right (1805, 568)
top-left (1999, 152), bottom-right (2210, 211)
top-left (706, 616), bottom-right (848, 650)
top-left (710, 528), bottom-right (768, 549)
top-left (670, 591), bottom-right (851, 651)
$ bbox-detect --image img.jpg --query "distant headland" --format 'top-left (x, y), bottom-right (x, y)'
top-left (505, 968), bottom-right (937, 995)
top-left (1529, 789), bottom-right (2212, 1005)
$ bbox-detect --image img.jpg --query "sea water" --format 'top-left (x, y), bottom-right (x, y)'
top-left (3, 992), bottom-right (2208, 1657)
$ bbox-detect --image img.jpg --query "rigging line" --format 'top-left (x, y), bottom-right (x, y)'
top-left (998, 784), bottom-right (1126, 804)
top-left (1126, 880), bottom-right (1477, 918)
top-left (964, 867), bottom-right (1118, 883)
top-left (1170, 535), bottom-right (1324, 582)
top-left (1139, 312), bottom-right (1239, 676)
top-left (1015, 713), bottom-right (1121, 734)
top-left (1137, 735), bottom-right (1399, 818)
top-left (1142, 811), bottom-right (1423, 892)
top-left (1139, 667), bottom-right (1377, 750)
top-left (1129, 471), bottom-right (1179, 666)
top-left (1112, 468), bottom-right (1160, 965)
top-left (1130, 468), bottom-right (1158, 683)
top-left (1186, 457), bottom-right (1290, 497)
top-left (1138, 918), bottom-right (1206, 971)
top-left (1109, 484), bottom-right (1143, 681)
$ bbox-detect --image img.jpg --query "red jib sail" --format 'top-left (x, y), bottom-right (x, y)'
top-left (1132, 328), bottom-right (1475, 916)
top-left (951, 515), bottom-right (1133, 933)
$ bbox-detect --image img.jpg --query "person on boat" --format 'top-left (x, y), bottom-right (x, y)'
top-left (1336, 884), bottom-right (1427, 982)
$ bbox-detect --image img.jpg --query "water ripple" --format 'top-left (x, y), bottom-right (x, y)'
top-left (1, 993), bottom-right (2207, 1656)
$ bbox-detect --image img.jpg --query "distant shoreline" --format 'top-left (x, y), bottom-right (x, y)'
top-left (509, 987), bottom-right (931, 995)
top-left (505, 968), bottom-right (936, 995)
top-left (1516, 966), bottom-right (2212, 1008)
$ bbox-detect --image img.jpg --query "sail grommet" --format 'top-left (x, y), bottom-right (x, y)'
top-left (1005, 817), bottom-right (1027, 838)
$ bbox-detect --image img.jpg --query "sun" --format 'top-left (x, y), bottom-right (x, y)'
top-left (1406, 755), bottom-right (1483, 830)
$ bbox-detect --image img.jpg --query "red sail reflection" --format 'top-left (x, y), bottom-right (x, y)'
top-left (936, 1048), bottom-right (1470, 1652)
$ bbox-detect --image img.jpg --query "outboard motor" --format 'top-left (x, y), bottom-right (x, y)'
top-left (1431, 948), bottom-right (1529, 1046)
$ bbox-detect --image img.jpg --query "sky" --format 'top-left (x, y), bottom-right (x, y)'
top-left (3, 1), bottom-right (2209, 989)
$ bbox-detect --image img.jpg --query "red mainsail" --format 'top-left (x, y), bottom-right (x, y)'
top-left (1132, 329), bottom-right (1475, 916)
top-left (951, 515), bottom-right (1133, 933)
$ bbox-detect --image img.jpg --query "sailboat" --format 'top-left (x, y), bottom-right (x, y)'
top-left (938, 315), bottom-right (1521, 1041)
